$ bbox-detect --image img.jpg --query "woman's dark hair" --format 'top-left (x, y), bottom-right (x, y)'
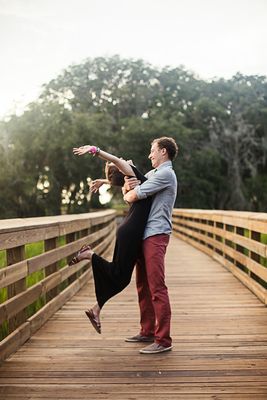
top-left (105, 163), bottom-right (125, 187)
top-left (152, 137), bottom-right (178, 160)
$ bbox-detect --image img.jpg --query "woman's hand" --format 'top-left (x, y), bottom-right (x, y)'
top-left (122, 176), bottom-right (140, 202)
top-left (73, 145), bottom-right (97, 156)
top-left (124, 176), bottom-right (140, 192)
top-left (90, 179), bottom-right (106, 193)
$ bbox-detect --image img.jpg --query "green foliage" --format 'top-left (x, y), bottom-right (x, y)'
top-left (0, 56), bottom-right (267, 217)
top-left (0, 251), bottom-right (6, 268)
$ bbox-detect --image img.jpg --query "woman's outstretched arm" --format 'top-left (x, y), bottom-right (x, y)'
top-left (73, 145), bottom-right (135, 176)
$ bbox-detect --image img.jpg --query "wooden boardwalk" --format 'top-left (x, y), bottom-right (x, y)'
top-left (1, 236), bottom-right (267, 399)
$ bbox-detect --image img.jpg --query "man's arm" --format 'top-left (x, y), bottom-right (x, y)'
top-left (122, 176), bottom-right (140, 203)
top-left (124, 169), bottom-right (172, 203)
top-left (124, 188), bottom-right (139, 203)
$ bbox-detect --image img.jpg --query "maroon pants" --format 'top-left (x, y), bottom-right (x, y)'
top-left (136, 234), bottom-right (172, 348)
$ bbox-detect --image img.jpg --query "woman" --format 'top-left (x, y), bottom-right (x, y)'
top-left (71, 145), bottom-right (152, 333)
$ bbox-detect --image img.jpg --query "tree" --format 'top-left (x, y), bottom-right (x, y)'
top-left (1, 57), bottom-right (267, 218)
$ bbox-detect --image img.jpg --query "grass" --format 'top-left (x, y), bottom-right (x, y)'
top-left (261, 233), bottom-right (267, 268)
top-left (0, 251), bottom-right (8, 339)
top-left (0, 251), bottom-right (7, 308)
top-left (24, 240), bottom-right (46, 318)
top-left (0, 250), bottom-right (6, 268)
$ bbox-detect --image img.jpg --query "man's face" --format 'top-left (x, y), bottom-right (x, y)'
top-left (148, 142), bottom-right (164, 168)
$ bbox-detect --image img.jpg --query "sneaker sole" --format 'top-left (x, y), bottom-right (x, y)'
top-left (139, 345), bottom-right (173, 354)
top-left (125, 337), bottom-right (154, 343)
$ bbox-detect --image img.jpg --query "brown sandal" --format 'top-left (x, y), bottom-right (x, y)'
top-left (69, 244), bottom-right (92, 265)
top-left (85, 309), bottom-right (101, 334)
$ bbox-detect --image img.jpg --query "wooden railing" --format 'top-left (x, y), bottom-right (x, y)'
top-left (0, 210), bottom-right (116, 361)
top-left (172, 209), bottom-right (267, 305)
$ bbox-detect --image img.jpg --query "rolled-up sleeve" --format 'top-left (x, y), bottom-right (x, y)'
top-left (134, 169), bottom-right (171, 200)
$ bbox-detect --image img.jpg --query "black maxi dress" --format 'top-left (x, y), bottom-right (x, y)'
top-left (91, 166), bottom-right (152, 308)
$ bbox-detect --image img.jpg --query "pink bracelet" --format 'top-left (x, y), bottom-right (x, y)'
top-left (88, 146), bottom-right (100, 156)
top-left (88, 146), bottom-right (96, 154)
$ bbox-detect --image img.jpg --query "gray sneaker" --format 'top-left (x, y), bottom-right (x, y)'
top-left (125, 334), bottom-right (154, 343)
top-left (139, 342), bottom-right (173, 354)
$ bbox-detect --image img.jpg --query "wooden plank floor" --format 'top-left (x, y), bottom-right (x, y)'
top-left (1, 236), bottom-right (267, 399)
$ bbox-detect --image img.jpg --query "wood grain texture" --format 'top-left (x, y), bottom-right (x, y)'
top-left (172, 209), bottom-right (267, 306)
top-left (0, 211), bottom-right (116, 364)
top-left (0, 211), bottom-right (115, 250)
top-left (1, 236), bottom-right (267, 399)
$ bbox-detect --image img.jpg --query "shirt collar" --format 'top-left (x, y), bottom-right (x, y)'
top-left (154, 160), bottom-right (172, 172)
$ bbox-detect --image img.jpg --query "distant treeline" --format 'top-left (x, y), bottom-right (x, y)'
top-left (0, 56), bottom-right (267, 218)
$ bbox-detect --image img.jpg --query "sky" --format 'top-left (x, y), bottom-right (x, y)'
top-left (0, 0), bottom-right (267, 118)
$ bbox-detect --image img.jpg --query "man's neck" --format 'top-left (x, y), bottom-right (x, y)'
top-left (156, 159), bottom-right (171, 169)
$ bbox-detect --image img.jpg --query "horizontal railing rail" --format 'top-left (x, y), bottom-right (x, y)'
top-left (172, 209), bottom-right (267, 304)
top-left (0, 210), bottom-right (116, 361)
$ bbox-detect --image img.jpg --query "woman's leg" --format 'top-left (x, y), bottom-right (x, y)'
top-left (85, 302), bottom-right (101, 328)
top-left (71, 248), bottom-right (102, 330)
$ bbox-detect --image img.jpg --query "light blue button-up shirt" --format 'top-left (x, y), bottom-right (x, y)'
top-left (134, 161), bottom-right (178, 240)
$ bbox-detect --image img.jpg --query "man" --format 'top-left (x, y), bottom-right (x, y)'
top-left (123, 136), bottom-right (178, 354)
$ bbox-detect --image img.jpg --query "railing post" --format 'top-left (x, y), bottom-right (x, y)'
top-left (7, 245), bottom-right (26, 333)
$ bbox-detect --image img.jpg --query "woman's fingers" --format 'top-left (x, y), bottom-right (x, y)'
top-left (124, 177), bottom-right (140, 190)
top-left (90, 181), bottom-right (99, 192)
top-left (73, 147), bottom-right (86, 155)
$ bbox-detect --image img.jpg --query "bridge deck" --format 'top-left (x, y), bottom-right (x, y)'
top-left (1, 236), bottom-right (267, 399)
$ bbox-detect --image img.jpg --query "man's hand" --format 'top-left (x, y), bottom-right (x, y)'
top-left (122, 176), bottom-right (140, 203)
